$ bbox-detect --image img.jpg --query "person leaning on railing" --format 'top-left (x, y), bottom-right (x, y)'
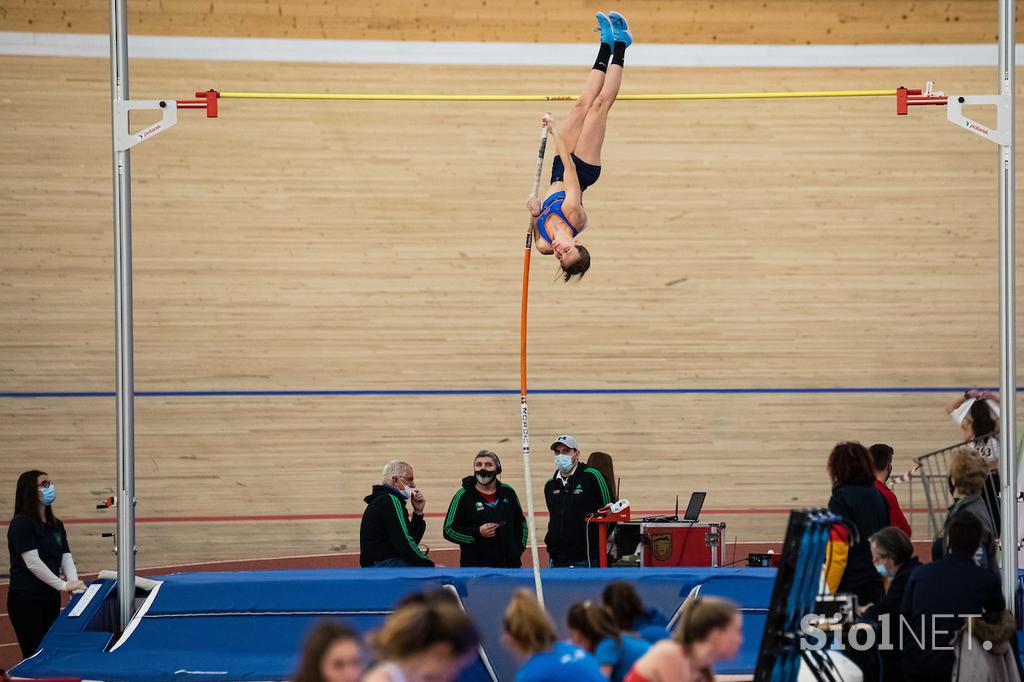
top-left (945, 389), bottom-right (1001, 534)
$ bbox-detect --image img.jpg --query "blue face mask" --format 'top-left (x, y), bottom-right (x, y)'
top-left (40, 484), bottom-right (56, 506)
top-left (554, 454), bottom-right (574, 472)
top-left (874, 562), bottom-right (888, 578)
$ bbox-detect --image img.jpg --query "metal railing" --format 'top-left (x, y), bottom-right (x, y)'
top-left (891, 433), bottom-right (1021, 540)
top-left (912, 438), bottom-right (985, 538)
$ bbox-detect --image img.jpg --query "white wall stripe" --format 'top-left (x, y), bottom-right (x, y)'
top-left (0, 31), bottom-right (1021, 67)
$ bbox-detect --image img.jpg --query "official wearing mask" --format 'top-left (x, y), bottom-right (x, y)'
top-left (443, 450), bottom-right (528, 567)
top-left (7, 470), bottom-right (86, 658)
top-left (359, 460), bottom-right (434, 568)
top-left (543, 435), bottom-right (612, 567)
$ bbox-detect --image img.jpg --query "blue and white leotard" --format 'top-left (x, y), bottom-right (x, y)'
top-left (535, 191), bottom-right (580, 245)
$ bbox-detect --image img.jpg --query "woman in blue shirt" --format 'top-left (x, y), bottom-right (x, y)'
top-left (602, 582), bottom-right (670, 643)
top-left (503, 590), bottom-right (605, 682)
top-left (567, 601), bottom-right (651, 682)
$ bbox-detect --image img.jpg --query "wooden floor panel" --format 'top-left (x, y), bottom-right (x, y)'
top-left (0, 393), bottom-right (966, 570)
top-left (0, 0), bottom-right (1017, 44)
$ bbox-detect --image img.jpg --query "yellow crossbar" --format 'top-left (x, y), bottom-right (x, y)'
top-left (217, 89), bottom-right (895, 102)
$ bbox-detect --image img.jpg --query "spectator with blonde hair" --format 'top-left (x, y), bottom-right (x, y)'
top-left (503, 589), bottom-right (605, 682)
top-left (935, 448), bottom-right (997, 569)
top-left (363, 597), bottom-right (479, 682)
top-left (624, 597), bottom-right (742, 682)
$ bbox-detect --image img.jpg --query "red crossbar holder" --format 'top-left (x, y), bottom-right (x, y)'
top-left (175, 89), bottom-right (220, 118)
top-left (896, 86), bottom-right (948, 115)
top-left (585, 504), bottom-right (632, 568)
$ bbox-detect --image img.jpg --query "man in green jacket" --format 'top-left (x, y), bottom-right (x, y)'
top-left (359, 460), bottom-right (434, 567)
top-left (443, 450), bottom-right (527, 567)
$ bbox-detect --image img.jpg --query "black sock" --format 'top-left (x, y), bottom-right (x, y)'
top-left (612, 41), bottom-right (626, 67)
top-left (593, 42), bottom-right (612, 72)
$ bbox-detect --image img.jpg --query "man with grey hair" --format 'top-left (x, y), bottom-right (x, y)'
top-left (443, 450), bottom-right (527, 567)
top-left (359, 459), bottom-right (434, 567)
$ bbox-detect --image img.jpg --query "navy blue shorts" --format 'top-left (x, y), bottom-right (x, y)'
top-left (551, 154), bottom-right (601, 192)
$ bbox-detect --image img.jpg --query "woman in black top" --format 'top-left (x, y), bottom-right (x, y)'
top-left (825, 442), bottom-right (890, 605)
top-left (7, 470), bottom-right (85, 658)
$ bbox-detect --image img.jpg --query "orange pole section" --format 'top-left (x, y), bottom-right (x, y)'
top-left (521, 115), bottom-right (550, 605)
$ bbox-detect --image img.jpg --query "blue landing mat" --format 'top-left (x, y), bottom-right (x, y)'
top-left (11, 567), bottom-right (775, 682)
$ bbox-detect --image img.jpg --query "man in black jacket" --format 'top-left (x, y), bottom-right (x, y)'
top-left (900, 512), bottom-right (1004, 682)
top-left (359, 460), bottom-right (434, 568)
top-left (443, 450), bottom-right (528, 567)
top-left (543, 434), bottom-right (612, 567)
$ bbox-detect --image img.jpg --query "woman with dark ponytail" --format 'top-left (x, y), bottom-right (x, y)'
top-left (946, 390), bottom-right (1002, 533)
top-left (7, 470), bottom-right (85, 658)
top-left (624, 597), bottom-right (742, 682)
top-left (566, 600), bottom-right (650, 682)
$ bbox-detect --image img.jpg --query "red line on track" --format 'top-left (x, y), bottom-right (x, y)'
top-left (0, 508), bottom-right (934, 526)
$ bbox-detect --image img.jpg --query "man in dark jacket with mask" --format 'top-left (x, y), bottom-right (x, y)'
top-left (443, 450), bottom-right (528, 567)
top-left (543, 434), bottom-right (612, 567)
top-left (359, 459), bottom-right (434, 567)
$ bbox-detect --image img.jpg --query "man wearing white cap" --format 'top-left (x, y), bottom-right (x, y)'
top-left (543, 434), bottom-right (612, 567)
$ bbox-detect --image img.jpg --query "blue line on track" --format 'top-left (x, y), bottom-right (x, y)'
top-left (0, 386), bottom-right (1000, 399)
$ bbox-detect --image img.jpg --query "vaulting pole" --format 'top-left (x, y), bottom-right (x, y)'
top-left (109, 0), bottom-right (138, 629)
top-left (521, 116), bottom-right (550, 606)
top-left (996, 0), bottom-right (1017, 612)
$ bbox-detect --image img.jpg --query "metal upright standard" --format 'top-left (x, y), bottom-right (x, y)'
top-left (109, 0), bottom-right (137, 630)
top-left (996, 0), bottom-right (1017, 612)
top-left (897, 2), bottom-right (1016, 609)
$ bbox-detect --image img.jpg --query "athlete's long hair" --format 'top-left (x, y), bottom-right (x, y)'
top-left (561, 245), bottom-right (591, 282)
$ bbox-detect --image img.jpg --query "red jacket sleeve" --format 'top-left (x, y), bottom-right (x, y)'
top-left (877, 481), bottom-right (912, 538)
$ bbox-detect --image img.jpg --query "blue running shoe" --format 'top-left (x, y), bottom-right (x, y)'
top-left (608, 11), bottom-right (632, 47)
top-left (595, 11), bottom-right (614, 47)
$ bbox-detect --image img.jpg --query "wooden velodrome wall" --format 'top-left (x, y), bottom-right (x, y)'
top-left (1, 0), bottom-right (1021, 43)
top-left (1, 1), bottom-right (1022, 576)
